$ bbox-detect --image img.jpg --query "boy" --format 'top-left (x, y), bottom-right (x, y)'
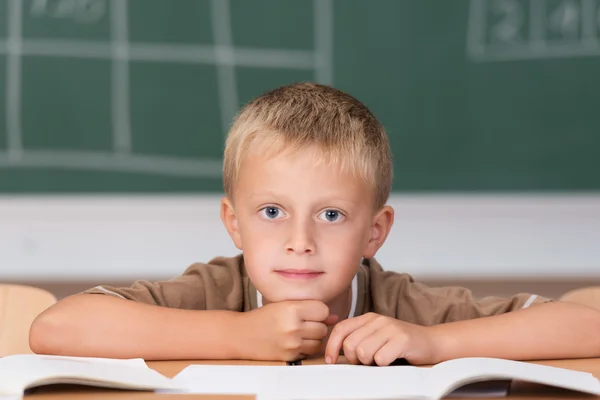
top-left (30, 83), bottom-right (600, 366)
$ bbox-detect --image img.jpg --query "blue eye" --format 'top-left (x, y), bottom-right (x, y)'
top-left (259, 206), bottom-right (284, 220)
top-left (319, 209), bottom-right (344, 222)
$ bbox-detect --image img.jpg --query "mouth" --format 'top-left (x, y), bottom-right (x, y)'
top-left (274, 269), bottom-right (324, 280)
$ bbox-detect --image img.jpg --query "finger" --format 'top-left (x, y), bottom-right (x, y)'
top-left (354, 329), bottom-right (391, 366)
top-left (324, 314), bottom-right (339, 326)
top-left (373, 337), bottom-right (408, 366)
top-left (325, 314), bottom-right (373, 364)
top-left (341, 321), bottom-right (383, 365)
top-left (299, 339), bottom-right (323, 356)
top-left (301, 321), bottom-right (329, 340)
top-left (297, 300), bottom-right (330, 322)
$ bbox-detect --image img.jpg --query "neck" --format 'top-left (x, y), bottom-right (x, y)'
top-left (327, 284), bottom-right (353, 322)
top-left (317, 285), bottom-right (352, 357)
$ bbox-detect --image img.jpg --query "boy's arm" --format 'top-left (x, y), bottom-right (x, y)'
top-left (29, 294), bottom-right (244, 360)
top-left (30, 257), bottom-right (249, 359)
top-left (430, 300), bottom-right (600, 362)
top-left (30, 257), bottom-right (253, 359)
top-left (30, 293), bottom-right (337, 361)
top-left (326, 300), bottom-right (600, 365)
top-left (327, 268), bottom-right (600, 365)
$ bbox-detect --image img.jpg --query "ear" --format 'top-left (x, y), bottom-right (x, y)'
top-left (363, 205), bottom-right (394, 259)
top-left (220, 197), bottom-right (243, 250)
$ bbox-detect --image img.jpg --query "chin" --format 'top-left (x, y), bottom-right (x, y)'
top-left (267, 291), bottom-right (328, 303)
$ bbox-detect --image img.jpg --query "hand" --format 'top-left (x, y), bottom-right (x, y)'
top-left (325, 312), bottom-right (439, 366)
top-left (238, 300), bottom-right (338, 362)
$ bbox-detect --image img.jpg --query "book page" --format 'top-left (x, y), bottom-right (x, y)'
top-left (430, 358), bottom-right (600, 399)
top-left (173, 365), bottom-right (287, 395)
top-left (0, 354), bottom-right (148, 368)
top-left (0, 355), bottom-right (179, 395)
top-left (261, 365), bottom-right (429, 400)
top-left (174, 364), bottom-right (429, 398)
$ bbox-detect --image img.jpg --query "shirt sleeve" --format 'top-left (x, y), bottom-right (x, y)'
top-left (371, 269), bottom-right (553, 326)
top-left (81, 256), bottom-right (245, 311)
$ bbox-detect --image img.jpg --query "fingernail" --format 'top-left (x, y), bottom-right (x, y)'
top-left (325, 356), bottom-right (332, 364)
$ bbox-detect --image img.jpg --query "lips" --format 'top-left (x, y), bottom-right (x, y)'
top-left (274, 269), bottom-right (324, 280)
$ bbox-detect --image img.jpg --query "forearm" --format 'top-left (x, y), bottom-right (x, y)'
top-left (430, 301), bottom-right (600, 362)
top-left (30, 294), bottom-right (245, 360)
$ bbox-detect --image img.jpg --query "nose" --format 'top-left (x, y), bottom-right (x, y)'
top-left (285, 219), bottom-right (316, 255)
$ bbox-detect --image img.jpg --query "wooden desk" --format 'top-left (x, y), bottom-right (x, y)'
top-left (25, 358), bottom-right (600, 400)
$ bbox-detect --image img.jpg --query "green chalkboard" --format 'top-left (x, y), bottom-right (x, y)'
top-left (1, 0), bottom-right (599, 193)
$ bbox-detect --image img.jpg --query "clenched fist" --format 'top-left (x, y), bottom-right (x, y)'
top-left (236, 300), bottom-right (338, 362)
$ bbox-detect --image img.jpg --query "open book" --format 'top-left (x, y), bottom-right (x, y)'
top-left (0, 354), bottom-right (181, 397)
top-left (171, 357), bottom-right (600, 399)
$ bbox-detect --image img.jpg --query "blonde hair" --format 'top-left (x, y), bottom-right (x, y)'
top-left (223, 82), bottom-right (392, 209)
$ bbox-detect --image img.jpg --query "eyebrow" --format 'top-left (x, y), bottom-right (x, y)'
top-left (246, 191), bottom-right (360, 208)
top-left (246, 191), bottom-right (287, 200)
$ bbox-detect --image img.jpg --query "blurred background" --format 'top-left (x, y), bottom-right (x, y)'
top-left (0, 0), bottom-right (598, 299)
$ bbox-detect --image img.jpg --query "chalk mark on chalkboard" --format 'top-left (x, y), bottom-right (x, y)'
top-left (0, 0), bottom-right (333, 177)
top-left (30, 0), bottom-right (106, 24)
top-left (110, 0), bottom-right (131, 154)
top-left (0, 150), bottom-right (224, 177)
top-left (6, 0), bottom-right (24, 161)
top-left (210, 0), bottom-right (238, 139)
top-left (467, 0), bottom-right (600, 61)
top-left (0, 39), bottom-right (317, 66)
top-left (315, 0), bottom-right (333, 86)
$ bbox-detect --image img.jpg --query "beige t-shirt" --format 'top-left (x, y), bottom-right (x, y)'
top-left (84, 254), bottom-right (552, 325)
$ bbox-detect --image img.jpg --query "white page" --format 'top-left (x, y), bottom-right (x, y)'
top-left (173, 364), bottom-right (427, 397)
top-left (0, 354), bottom-right (147, 368)
top-left (0, 355), bottom-right (181, 395)
top-left (173, 359), bottom-right (600, 400)
top-left (430, 358), bottom-right (600, 399)
top-left (172, 365), bottom-right (286, 394)
top-left (258, 365), bottom-right (429, 400)
top-left (172, 365), bottom-right (365, 394)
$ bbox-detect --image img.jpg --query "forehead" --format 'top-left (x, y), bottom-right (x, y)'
top-left (235, 147), bottom-right (374, 205)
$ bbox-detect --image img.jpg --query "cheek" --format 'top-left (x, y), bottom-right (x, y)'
top-left (237, 222), bottom-right (278, 286)
top-left (238, 217), bottom-right (282, 259)
top-left (323, 220), bottom-right (371, 247)
top-left (318, 223), bottom-right (370, 262)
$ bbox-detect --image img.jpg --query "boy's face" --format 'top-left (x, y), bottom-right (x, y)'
top-left (221, 145), bottom-right (394, 305)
